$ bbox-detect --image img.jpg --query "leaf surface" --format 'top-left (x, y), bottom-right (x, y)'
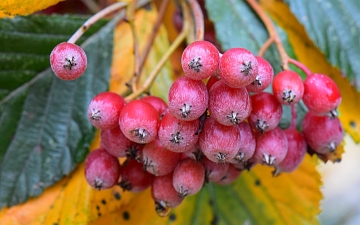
top-left (0, 0), bottom-right (63, 17)
top-left (0, 14), bottom-right (112, 208)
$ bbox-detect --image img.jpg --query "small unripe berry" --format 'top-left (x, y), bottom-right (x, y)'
top-left (50, 42), bottom-right (87, 80)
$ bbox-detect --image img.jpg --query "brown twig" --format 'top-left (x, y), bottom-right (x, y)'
top-left (187, 0), bottom-right (204, 41)
top-left (125, 0), bottom-right (191, 101)
top-left (258, 36), bottom-right (274, 57)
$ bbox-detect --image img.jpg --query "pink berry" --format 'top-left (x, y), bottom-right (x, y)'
top-left (302, 112), bottom-right (344, 154)
top-left (158, 112), bottom-right (199, 152)
top-left (246, 56), bottom-right (274, 93)
top-left (214, 164), bottom-right (241, 185)
top-left (274, 128), bottom-right (307, 175)
top-left (151, 173), bottom-right (183, 216)
top-left (303, 73), bottom-right (341, 117)
top-left (50, 42), bottom-right (87, 80)
top-left (119, 100), bottom-right (159, 144)
top-left (272, 70), bottom-right (304, 105)
top-left (142, 138), bottom-right (181, 176)
top-left (218, 48), bottom-right (258, 88)
top-left (252, 127), bottom-right (288, 166)
top-left (202, 157), bottom-right (229, 183)
top-left (229, 122), bottom-right (256, 164)
top-left (172, 158), bottom-right (205, 197)
top-left (119, 159), bottom-right (154, 192)
top-left (168, 76), bottom-right (209, 121)
top-left (84, 148), bottom-right (121, 190)
top-left (101, 126), bottom-right (139, 158)
top-left (199, 117), bottom-right (241, 163)
top-left (208, 80), bottom-right (251, 126)
top-left (141, 95), bottom-right (168, 119)
top-left (181, 40), bottom-right (220, 80)
top-left (248, 92), bottom-right (283, 134)
top-left (87, 92), bottom-right (126, 130)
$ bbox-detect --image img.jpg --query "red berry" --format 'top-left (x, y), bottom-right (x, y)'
top-left (101, 126), bottom-right (141, 158)
top-left (141, 95), bottom-right (168, 119)
top-left (272, 70), bottom-right (304, 105)
top-left (151, 173), bottom-right (183, 216)
top-left (119, 100), bottom-right (159, 144)
top-left (199, 117), bottom-right (241, 163)
top-left (229, 122), bottom-right (256, 164)
top-left (303, 73), bottom-right (341, 116)
top-left (142, 138), bottom-right (181, 176)
top-left (274, 128), bottom-right (307, 175)
top-left (87, 92), bottom-right (126, 130)
top-left (119, 159), bottom-right (154, 192)
top-left (208, 80), bottom-right (251, 126)
top-left (181, 40), bottom-right (220, 80)
top-left (158, 112), bottom-right (199, 152)
top-left (218, 48), bottom-right (258, 88)
top-left (246, 56), bottom-right (274, 93)
top-left (168, 76), bottom-right (208, 121)
top-left (302, 112), bottom-right (344, 154)
top-left (172, 158), bottom-right (205, 197)
top-left (214, 164), bottom-right (241, 185)
top-left (252, 127), bottom-right (288, 166)
top-left (50, 42), bottom-right (87, 80)
top-left (84, 148), bottom-right (121, 190)
top-left (203, 157), bottom-right (229, 183)
top-left (248, 92), bottom-right (283, 134)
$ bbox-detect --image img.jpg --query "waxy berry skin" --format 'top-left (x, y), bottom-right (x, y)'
top-left (85, 148), bottom-right (121, 190)
top-left (246, 56), bottom-right (274, 93)
top-left (50, 42), bottom-right (87, 80)
top-left (87, 92), bottom-right (126, 130)
top-left (248, 92), bottom-right (283, 134)
top-left (168, 76), bottom-right (208, 121)
top-left (303, 73), bottom-right (341, 116)
top-left (181, 40), bottom-right (220, 80)
top-left (302, 112), bottom-right (344, 154)
top-left (119, 100), bottom-right (159, 144)
top-left (218, 48), bottom-right (258, 88)
top-left (208, 80), bottom-right (251, 126)
top-left (272, 70), bottom-right (304, 105)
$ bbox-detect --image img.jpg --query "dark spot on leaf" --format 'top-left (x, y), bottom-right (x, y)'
top-left (255, 179), bottom-right (261, 186)
top-left (209, 199), bottom-right (214, 206)
top-left (101, 199), bottom-right (107, 205)
top-left (211, 214), bottom-right (219, 225)
top-left (123, 211), bottom-right (130, 220)
top-left (169, 213), bottom-right (176, 221)
top-left (98, 212), bottom-right (101, 217)
top-left (350, 120), bottom-right (356, 128)
top-left (144, 3), bottom-right (152, 10)
top-left (53, 223), bottom-right (59, 225)
top-left (96, 205), bottom-right (100, 211)
top-left (114, 192), bottom-right (121, 200)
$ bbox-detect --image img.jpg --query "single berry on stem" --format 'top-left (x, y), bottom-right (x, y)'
top-left (181, 40), bottom-right (220, 80)
top-left (87, 92), bottom-right (126, 130)
top-left (272, 70), bottom-right (304, 105)
top-left (246, 56), bottom-right (274, 93)
top-left (85, 148), bottom-right (121, 190)
top-left (119, 159), bottom-right (154, 192)
top-left (50, 42), bottom-right (87, 80)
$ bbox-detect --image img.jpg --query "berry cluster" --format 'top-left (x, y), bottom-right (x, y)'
top-left (50, 40), bottom-right (344, 216)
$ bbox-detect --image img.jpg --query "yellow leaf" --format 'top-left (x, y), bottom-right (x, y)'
top-left (260, 0), bottom-right (360, 144)
top-left (0, 0), bottom-right (63, 17)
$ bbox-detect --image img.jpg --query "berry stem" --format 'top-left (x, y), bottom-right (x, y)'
top-left (187, 0), bottom-right (204, 41)
top-left (132, 0), bottom-right (171, 91)
top-left (288, 58), bottom-right (312, 77)
top-left (246, 0), bottom-right (289, 70)
top-left (257, 36), bottom-right (274, 57)
top-left (127, 0), bottom-right (141, 92)
top-left (290, 104), bottom-right (297, 130)
top-left (125, 0), bottom-right (191, 101)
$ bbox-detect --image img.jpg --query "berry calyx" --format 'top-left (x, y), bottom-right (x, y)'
top-left (50, 42), bottom-right (87, 80)
top-left (246, 56), bottom-right (274, 93)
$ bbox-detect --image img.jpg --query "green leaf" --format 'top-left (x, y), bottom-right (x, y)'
top-left (284, 0), bottom-right (360, 90)
top-left (0, 14), bottom-right (115, 209)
